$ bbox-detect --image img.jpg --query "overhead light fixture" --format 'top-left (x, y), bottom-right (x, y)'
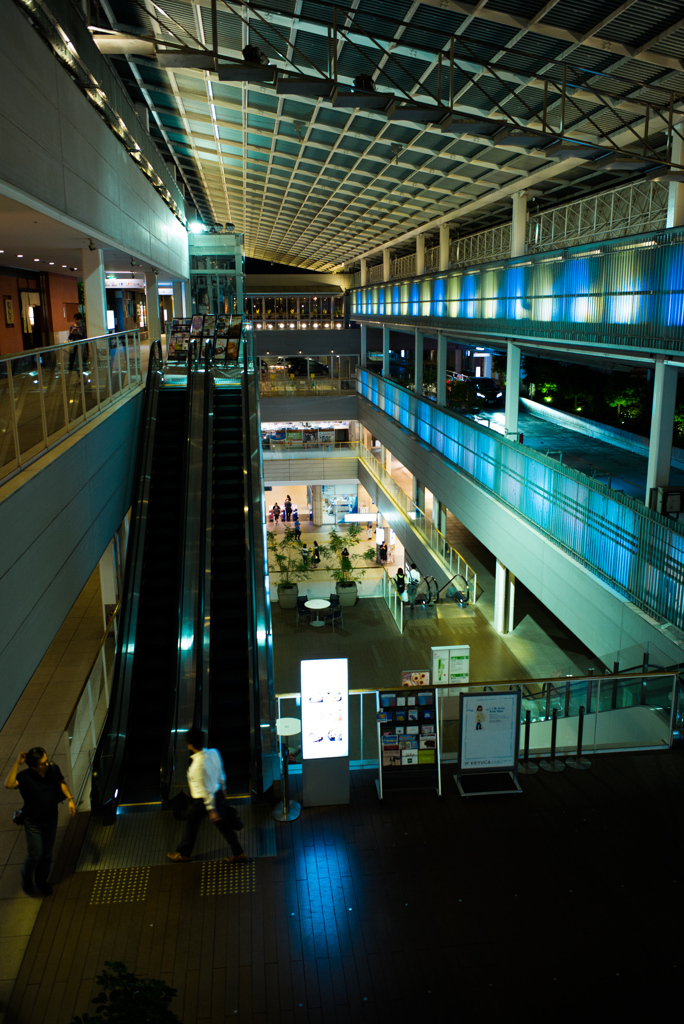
top-left (242, 44), bottom-right (269, 66)
top-left (34, 258), bottom-right (40, 261)
top-left (62, 264), bottom-right (67, 267)
top-left (276, 74), bottom-right (336, 99)
top-left (49, 261), bottom-right (54, 265)
top-left (441, 116), bottom-right (501, 136)
top-left (645, 166), bottom-right (684, 183)
top-left (389, 104), bottom-right (451, 125)
top-left (545, 140), bottom-right (609, 160)
top-left (189, 221), bottom-right (206, 233)
top-left (492, 126), bottom-right (555, 148)
top-left (17, 254), bottom-right (23, 257)
top-left (595, 155), bottom-right (656, 172)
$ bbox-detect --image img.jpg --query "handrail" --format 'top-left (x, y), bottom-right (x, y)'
top-left (0, 329), bottom-right (139, 362)
top-left (63, 596), bottom-right (121, 731)
top-left (91, 340), bottom-right (164, 817)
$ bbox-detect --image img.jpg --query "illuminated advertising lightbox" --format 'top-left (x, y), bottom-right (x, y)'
top-left (459, 692), bottom-right (520, 773)
top-left (301, 658), bottom-right (349, 760)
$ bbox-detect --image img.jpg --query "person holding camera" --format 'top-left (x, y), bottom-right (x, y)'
top-left (5, 747), bottom-right (75, 897)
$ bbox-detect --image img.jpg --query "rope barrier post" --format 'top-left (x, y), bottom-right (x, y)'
top-left (611, 673), bottom-right (618, 711)
top-left (566, 705), bottom-right (591, 770)
top-left (539, 708), bottom-right (565, 772)
top-left (518, 710), bottom-right (538, 774)
top-left (564, 678), bottom-right (571, 718)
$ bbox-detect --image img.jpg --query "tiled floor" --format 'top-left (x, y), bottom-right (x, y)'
top-left (0, 566), bottom-right (105, 1020)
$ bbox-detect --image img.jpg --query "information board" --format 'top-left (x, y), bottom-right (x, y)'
top-left (458, 691), bottom-right (521, 773)
top-left (431, 645), bottom-right (470, 695)
top-left (301, 658), bottom-right (349, 760)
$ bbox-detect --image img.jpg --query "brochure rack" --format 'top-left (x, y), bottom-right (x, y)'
top-left (375, 686), bottom-right (442, 798)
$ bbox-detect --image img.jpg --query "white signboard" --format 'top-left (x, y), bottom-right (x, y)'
top-left (301, 658), bottom-right (349, 760)
top-left (344, 513), bottom-right (377, 522)
top-left (105, 278), bottom-right (145, 289)
top-left (459, 692), bottom-right (520, 772)
top-left (431, 645), bottom-right (470, 696)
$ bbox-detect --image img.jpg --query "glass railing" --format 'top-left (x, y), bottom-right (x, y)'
top-left (357, 367), bottom-right (684, 631)
top-left (60, 598), bottom-right (121, 808)
top-left (275, 670), bottom-right (678, 772)
top-left (381, 567), bottom-right (404, 634)
top-left (260, 377), bottom-right (356, 395)
top-left (0, 330), bottom-right (143, 482)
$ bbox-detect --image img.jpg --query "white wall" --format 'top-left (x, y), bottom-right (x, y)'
top-left (0, 0), bottom-right (189, 280)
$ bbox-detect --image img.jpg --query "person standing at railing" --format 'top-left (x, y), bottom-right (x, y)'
top-left (67, 313), bottom-right (87, 374)
top-left (5, 747), bottom-right (76, 896)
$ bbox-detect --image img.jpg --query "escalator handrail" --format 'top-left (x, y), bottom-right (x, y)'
top-left (91, 340), bottom-right (164, 816)
top-left (196, 344), bottom-right (214, 732)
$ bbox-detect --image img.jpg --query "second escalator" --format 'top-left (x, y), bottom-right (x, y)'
top-left (209, 387), bottom-right (251, 796)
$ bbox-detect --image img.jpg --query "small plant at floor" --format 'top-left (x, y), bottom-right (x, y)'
top-left (71, 961), bottom-right (182, 1023)
top-left (324, 523), bottom-right (376, 588)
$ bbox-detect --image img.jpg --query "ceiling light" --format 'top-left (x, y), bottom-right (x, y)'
top-left (189, 221), bottom-right (206, 233)
top-left (0, 250), bottom-right (4, 253)
top-left (17, 254), bottom-right (23, 257)
top-left (62, 264), bottom-right (67, 267)
top-left (49, 262), bottom-right (54, 265)
top-left (34, 258), bottom-right (40, 262)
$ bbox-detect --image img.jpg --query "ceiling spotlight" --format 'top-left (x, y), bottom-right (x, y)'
top-left (70, 267), bottom-right (77, 271)
top-left (62, 264), bottom-right (67, 267)
top-left (225, 222), bottom-right (236, 232)
top-left (0, 250), bottom-right (4, 253)
top-left (49, 262), bottom-right (54, 265)
top-left (34, 258), bottom-right (40, 261)
top-left (17, 254), bottom-right (23, 257)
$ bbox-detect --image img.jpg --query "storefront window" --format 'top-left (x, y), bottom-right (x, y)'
top-left (298, 297), bottom-right (310, 319)
top-left (245, 297), bottom-right (253, 318)
top-left (252, 296), bottom-right (262, 318)
top-left (264, 297), bottom-right (274, 320)
top-left (276, 296), bottom-right (286, 318)
top-left (321, 297), bottom-right (331, 318)
top-left (287, 297), bottom-right (298, 318)
top-left (334, 296), bottom-right (344, 318)
top-left (310, 296), bottom-right (320, 318)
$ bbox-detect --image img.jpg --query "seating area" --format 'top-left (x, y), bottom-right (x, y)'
top-left (295, 594), bottom-right (343, 629)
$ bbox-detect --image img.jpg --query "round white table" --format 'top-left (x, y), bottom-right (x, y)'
top-left (305, 598), bottom-right (330, 627)
top-left (273, 717), bottom-right (302, 822)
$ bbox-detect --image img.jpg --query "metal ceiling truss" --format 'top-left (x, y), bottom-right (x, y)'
top-left (96, 0), bottom-right (684, 268)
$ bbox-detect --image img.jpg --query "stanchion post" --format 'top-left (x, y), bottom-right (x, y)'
top-left (611, 675), bottom-right (618, 710)
top-left (566, 705), bottom-right (591, 770)
top-left (540, 707), bottom-right (565, 772)
top-left (564, 679), bottom-right (571, 718)
top-left (518, 709), bottom-right (538, 774)
top-left (586, 678), bottom-right (593, 715)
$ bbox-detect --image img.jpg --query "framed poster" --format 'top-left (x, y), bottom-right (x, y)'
top-left (457, 691), bottom-right (521, 774)
top-left (301, 658), bottom-right (349, 760)
top-left (4, 296), bottom-right (14, 327)
top-left (431, 645), bottom-right (470, 695)
top-left (401, 669), bottom-right (430, 687)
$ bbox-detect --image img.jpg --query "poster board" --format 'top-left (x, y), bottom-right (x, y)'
top-left (457, 691), bottom-right (521, 775)
top-left (378, 689), bottom-right (437, 771)
top-left (431, 645), bottom-right (470, 696)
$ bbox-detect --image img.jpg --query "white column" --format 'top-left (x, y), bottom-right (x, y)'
top-left (383, 249), bottom-right (391, 281)
top-left (416, 233), bottom-right (426, 275)
top-left (646, 361), bottom-right (678, 505)
top-left (382, 325), bottom-right (390, 377)
top-left (511, 191), bottom-right (528, 258)
top-left (360, 257), bottom-right (368, 286)
top-left (439, 223), bottom-right (450, 272)
top-left (98, 542), bottom-right (118, 631)
top-left (360, 323), bottom-right (367, 367)
top-left (172, 280), bottom-right (187, 317)
top-left (667, 132), bottom-right (684, 229)
top-left (507, 573), bottom-right (516, 634)
top-left (144, 271), bottom-right (161, 342)
top-left (80, 247), bottom-right (107, 338)
top-left (494, 559), bottom-right (508, 634)
top-left (436, 333), bottom-right (447, 407)
top-left (414, 329), bottom-right (424, 394)
top-left (436, 500), bottom-right (447, 535)
top-left (505, 342), bottom-right (521, 441)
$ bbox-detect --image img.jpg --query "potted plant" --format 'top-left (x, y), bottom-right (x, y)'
top-left (324, 523), bottom-right (376, 607)
top-left (267, 526), bottom-right (314, 608)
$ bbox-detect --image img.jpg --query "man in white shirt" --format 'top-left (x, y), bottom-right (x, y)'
top-left (167, 728), bottom-right (245, 864)
top-left (406, 563), bottom-right (421, 608)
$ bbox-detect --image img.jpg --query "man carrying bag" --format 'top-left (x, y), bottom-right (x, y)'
top-left (167, 728), bottom-right (245, 864)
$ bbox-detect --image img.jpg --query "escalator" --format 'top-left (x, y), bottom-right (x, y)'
top-left (118, 386), bottom-right (186, 804)
top-left (208, 386), bottom-right (251, 796)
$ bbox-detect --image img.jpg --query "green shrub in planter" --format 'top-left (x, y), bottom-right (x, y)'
top-left (267, 526), bottom-right (317, 608)
top-left (71, 962), bottom-right (181, 1023)
top-left (324, 524), bottom-right (376, 606)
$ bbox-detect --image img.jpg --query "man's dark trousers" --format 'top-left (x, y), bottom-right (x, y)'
top-left (177, 791), bottom-right (243, 858)
top-left (23, 814), bottom-right (58, 889)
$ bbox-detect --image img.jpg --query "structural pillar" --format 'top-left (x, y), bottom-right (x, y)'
top-left (505, 342), bottom-right (521, 441)
top-left (511, 190), bottom-right (528, 258)
top-left (80, 247), bottom-right (107, 339)
top-left (360, 257), bottom-right (368, 286)
top-left (436, 333), bottom-right (447, 407)
top-left (144, 271), bottom-right (161, 342)
top-left (439, 223), bottom-right (450, 272)
top-left (172, 280), bottom-right (187, 318)
top-left (416, 233), bottom-right (426, 275)
top-left (382, 325), bottom-right (390, 378)
top-left (494, 560), bottom-right (515, 634)
top-left (360, 322), bottom-right (367, 368)
top-left (414, 329), bottom-right (424, 394)
top-left (667, 132), bottom-right (684, 229)
top-left (383, 248), bottom-right (391, 281)
top-left (436, 500), bottom-right (447, 535)
top-left (646, 361), bottom-right (678, 506)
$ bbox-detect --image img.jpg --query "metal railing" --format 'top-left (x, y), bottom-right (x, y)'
top-left (352, 226), bottom-right (684, 354)
top-left (0, 330), bottom-right (143, 483)
top-left (381, 567), bottom-right (404, 634)
top-left (61, 598), bottom-right (121, 809)
top-left (357, 367), bottom-right (684, 632)
top-left (259, 377), bottom-right (356, 396)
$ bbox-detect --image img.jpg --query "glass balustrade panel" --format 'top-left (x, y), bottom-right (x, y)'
top-left (0, 372), bottom-right (17, 473)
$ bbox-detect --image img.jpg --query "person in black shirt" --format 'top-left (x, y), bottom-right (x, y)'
top-left (5, 747), bottom-right (75, 896)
